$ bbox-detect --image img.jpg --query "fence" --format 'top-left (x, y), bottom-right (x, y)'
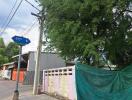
top-left (42, 66), bottom-right (77, 100)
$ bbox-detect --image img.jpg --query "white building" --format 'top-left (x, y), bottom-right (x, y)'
top-left (1, 62), bottom-right (14, 79)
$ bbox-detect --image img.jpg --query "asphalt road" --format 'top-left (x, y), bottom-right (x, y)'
top-left (0, 79), bottom-right (57, 100)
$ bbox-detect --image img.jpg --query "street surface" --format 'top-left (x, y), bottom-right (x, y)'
top-left (0, 79), bottom-right (57, 100)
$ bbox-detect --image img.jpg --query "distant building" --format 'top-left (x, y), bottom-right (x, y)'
top-left (1, 61), bottom-right (27, 82)
top-left (12, 51), bottom-right (66, 84)
top-left (1, 62), bottom-right (14, 80)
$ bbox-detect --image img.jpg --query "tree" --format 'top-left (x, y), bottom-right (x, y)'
top-left (0, 38), bottom-right (5, 48)
top-left (39, 0), bottom-right (132, 68)
top-left (0, 37), bottom-right (19, 66)
top-left (4, 42), bottom-right (19, 61)
top-left (0, 37), bottom-right (8, 66)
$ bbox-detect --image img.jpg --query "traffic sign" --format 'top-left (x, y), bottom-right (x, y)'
top-left (12, 36), bottom-right (30, 46)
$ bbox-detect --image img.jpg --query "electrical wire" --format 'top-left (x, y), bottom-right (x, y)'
top-left (20, 20), bottom-right (38, 36)
top-left (0, 0), bottom-right (18, 33)
top-left (0, 0), bottom-right (24, 36)
top-left (24, 0), bottom-right (40, 11)
top-left (20, 0), bottom-right (40, 36)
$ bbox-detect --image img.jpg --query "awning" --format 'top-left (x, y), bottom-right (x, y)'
top-left (8, 65), bottom-right (14, 69)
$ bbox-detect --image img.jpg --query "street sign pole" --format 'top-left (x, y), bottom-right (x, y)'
top-left (13, 45), bottom-right (22, 100)
top-left (12, 36), bottom-right (30, 100)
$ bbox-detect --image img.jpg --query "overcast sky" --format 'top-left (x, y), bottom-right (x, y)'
top-left (0, 0), bottom-right (41, 53)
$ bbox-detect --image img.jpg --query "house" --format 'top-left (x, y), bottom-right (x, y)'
top-left (1, 61), bottom-right (27, 82)
top-left (0, 65), bottom-right (3, 78)
top-left (11, 61), bottom-right (27, 82)
top-left (1, 62), bottom-right (14, 80)
top-left (12, 51), bottom-right (66, 84)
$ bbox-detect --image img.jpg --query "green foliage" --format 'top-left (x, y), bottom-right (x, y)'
top-left (39, 0), bottom-right (132, 67)
top-left (0, 38), bottom-right (19, 66)
top-left (0, 38), bottom-right (5, 48)
top-left (0, 37), bottom-right (7, 66)
top-left (5, 42), bottom-right (19, 61)
top-left (0, 55), bottom-right (8, 66)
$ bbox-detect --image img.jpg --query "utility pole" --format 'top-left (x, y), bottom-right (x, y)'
top-left (32, 9), bottom-right (45, 95)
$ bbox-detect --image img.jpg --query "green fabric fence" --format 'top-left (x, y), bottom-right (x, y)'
top-left (75, 63), bottom-right (132, 100)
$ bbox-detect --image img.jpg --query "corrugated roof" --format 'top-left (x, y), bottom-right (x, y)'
top-left (3, 62), bottom-right (14, 66)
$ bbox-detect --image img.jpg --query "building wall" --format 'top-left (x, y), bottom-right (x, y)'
top-left (3, 70), bottom-right (11, 79)
top-left (1, 65), bottom-right (13, 79)
top-left (42, 66), bottom-right (77, 100)
top-left (27, 52), bottom-right (66, 71)
top-left (12, 68), bottom-right (26, 82)
top-left (23, 71), bottom-right (43, 85)
top-left (0, 70), bottom-right (2, 77)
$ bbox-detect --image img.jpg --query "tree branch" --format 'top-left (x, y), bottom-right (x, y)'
top-left (125, 10), bottom-right (132, 12)
top-left (112, 9), bottom-right (132, 23)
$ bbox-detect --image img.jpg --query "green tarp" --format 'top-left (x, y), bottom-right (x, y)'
top-left (75, 63), bottom-right (132, 100)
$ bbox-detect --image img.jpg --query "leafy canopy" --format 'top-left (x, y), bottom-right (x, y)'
top-left (5, 42), bottom-right (19, 61)
top-left (0, 37), bottom-right (8, 66)
top-left (39, 0), bottom-right (132, 68)
top-left (0, 37), bottom-right (19, 66)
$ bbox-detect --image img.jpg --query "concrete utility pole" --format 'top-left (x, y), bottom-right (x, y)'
top-left (32, 9), bottom-right (45, 95)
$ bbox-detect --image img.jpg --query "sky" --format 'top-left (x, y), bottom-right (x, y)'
top-left (0, 0), bottom-right (41, 53)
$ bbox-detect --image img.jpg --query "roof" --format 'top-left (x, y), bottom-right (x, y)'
top-left (12, 51), bottom-right (59, 58)
top-left (12, 52), bottom-right (29, 58)
top-left (8, 65), bottom-right (14, 69)
top-left (3, 62), bottom-right (14, 66)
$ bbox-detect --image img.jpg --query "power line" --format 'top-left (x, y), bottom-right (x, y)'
top-left (0, 0), bottom-right (18, 33)
top-left (19, 0), bottom-right (40, 36)
top-left (24, 21), bottom-right (37, 34)
top-left (0, 0), bottom-right (24, 36)
top-left (21, 20), bottom-right (38, 36)
top-left (24, 0), bottom-right (40, 11)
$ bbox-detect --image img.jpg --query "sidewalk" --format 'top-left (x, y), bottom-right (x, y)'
top-left (19, 89), bottom-right (58, 100)
top-left (4, 91), bottom-right (58, 100)
top-left (3, 91), bottom-right (58, 100)
top-left (0, 79), bottom-right (57, 100)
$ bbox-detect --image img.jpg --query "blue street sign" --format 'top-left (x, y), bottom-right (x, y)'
top-left (12, 36), bottom-right (30, 46)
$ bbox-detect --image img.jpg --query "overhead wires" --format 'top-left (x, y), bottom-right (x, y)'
top-left (21, 20), bottom-right (38, 36)
top-left (0, 0), bottom-right (40, 37)
top-left (0, 0), bottom-right (18, 33)
top-left (19, 0), bottom-right (40, 36)
top-left (0, 0), bottom-right (24, 36)
top-left (24, 0), bottom-right (40, 11)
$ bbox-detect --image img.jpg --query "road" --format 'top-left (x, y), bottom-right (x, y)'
top-left (0, 79), bottom-right (57, 100)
